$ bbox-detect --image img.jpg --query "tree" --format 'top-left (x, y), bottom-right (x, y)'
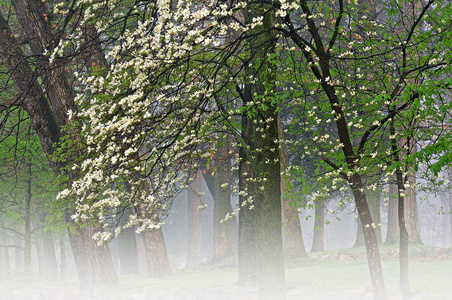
top-left (0, 1), bottom-right (118, 290)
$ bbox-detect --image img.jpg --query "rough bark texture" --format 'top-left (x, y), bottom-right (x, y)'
top-left (278, 115), bottom-right (307, 259)
top-left (245, 5), bottom-right (286, 298)
top-left (186, 171), bottom-right (203, 269)
top-left (212, 141), bottom-right (234, 262)
top-left (311, 201), bottom-right (325, 252)
top-left (135, 205), bottom-right (172, 277)
top-left (66, 219), bottom-right (118, 290)
top-left (237, 114), bottom-right (257, 286)
top-left (118, 209), bottom-right (140, 275)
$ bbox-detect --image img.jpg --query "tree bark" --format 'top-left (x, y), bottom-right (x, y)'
top-left (278, 114), bottom-right (307, 258)
top-left (24, 163), bottom-right (32, 276)
top-left (0, 232), bottom-right (11, 272)
top-left (385, 181), bottom-right (400, 245)
top-left (60, 235), bottom-right (66, 280)
top-left (212, 140), bottom-right (234, 262)
top-left (245, 6), bottom-right (285, 297)
top-left (238, 113), bottom-right (257, 286)
top-left (311, 201), bottom-right (325, 252)
top-left (1, 2), bottom-right (118, 289)
top-left (118, 209), bottom-right (140, 275)
top-left (186, 171), bottom-right (203, 269)
top-left (405, 170), bottom-right (421, 243)
top-left (135, 205), bottom-right (172, 277)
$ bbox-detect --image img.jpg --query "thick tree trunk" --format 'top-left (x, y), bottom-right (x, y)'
top-left (2, 2), bottom-right (118, 289)
top-left (66, 219), bottom-right (118, 290)
top-left (212, 140), bottom-right (233, 262)
top-left (278, 114), bottom-right (307, 258)
top-left (311, 201), bottom-right (325, 252)
top-left (135, 205), bottom-right (172, 277)
top-left (118, 209), bottom-right (139, 275)
top-left (186, 171), bottom-right (203, 269)
top-left (405, 170), bottom-right (421, 243)
top-left (244, 6), bottom-right (286, 298)
top-left (238, 114), bottom-right (257, 286)
top-left (385, 181), bottom-right (400, 245)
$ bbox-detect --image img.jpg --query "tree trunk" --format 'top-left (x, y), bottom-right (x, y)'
top-left (390, 122), bottom-right (410, 298)
top-left (243, 5), bottom-right (286, 298)
top-left (14, 234), bottom-right (23, 270)
top-left (367, 188), bottom-right (382, 244)
top-left (385, 181), bottom-right (400, 245)
top-left (66, 219), bottom-right (118, 290)
top-left (212, 140), bottom-right (233, 262)
top-left (186, 171), bottom-right (203, 269)
top-left (278, 114), bottom-right (307, 258)
top-left (60, 236), bottom-right (66, 280)
top-left (237, 114), bottom-right (257, 286)
top-left (0, 232), bottom-right (10, 272)
top-left (1, 2), bottom-right (119, 289)
top-left (356, 188), bottom-right (382, 247)
top-left (118, 209), bottom-right (139, 275)
top-left (311, 201), bottom-right (325, 252)
top-left (405, 170), bottom-right (421, 243)
top-left (24, 163), bottom-right (32, 276)
top-left (135, 205), bottom-right (172, 277)
top-left (351, 176), bottom-right (387, 300)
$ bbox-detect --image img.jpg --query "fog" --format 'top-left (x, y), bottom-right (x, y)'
top-left (1, 174), bottom-right (451, 300)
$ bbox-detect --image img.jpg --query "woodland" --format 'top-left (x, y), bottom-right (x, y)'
top-left (0, 0), bottom-right (451, 299)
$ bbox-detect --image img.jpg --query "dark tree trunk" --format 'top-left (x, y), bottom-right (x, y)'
top-left (385, 181), bottom-right (400, 245)
top-left (212, 140), bottom-right (233, 262)
top-left (186, 171), bottom-right (203, 269)
top-left (278, 114), bottom-right (307, 259)
top-left (237, 114), bottom-right (257, 286)
top-left (118, 209), bottom-right (139, 275)
top-left (135, 205), bottom-right (172, 277)
top-left (311, 201), bottom-right (325, 252)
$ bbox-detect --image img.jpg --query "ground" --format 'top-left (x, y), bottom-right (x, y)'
top-left (0, 245), bottom-right (450, 299)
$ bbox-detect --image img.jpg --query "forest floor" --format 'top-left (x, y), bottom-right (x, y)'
top-left (0, 244), bottom-right (451, 300)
